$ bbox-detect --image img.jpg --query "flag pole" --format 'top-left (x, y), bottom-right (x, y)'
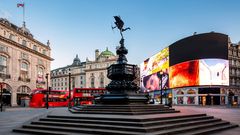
top-left (23, 2), bottom-right (25, 26)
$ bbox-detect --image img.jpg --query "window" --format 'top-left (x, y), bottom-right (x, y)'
top-left (22, 40), bottom-right (27, 46)
top-left (21, 62), bottom-right (28, 71)
top-left (20, 62), bottom-right (29, 81)
top-left (91, 77), bottom-right (95, 88)
top-left (177, 90), bottom-right (184, 95)
top-left (33, 45), bottom-right (37, 51)
top-left (0, 55), bottom-right (7, 73)
top-left (38, 67), bottom-right (44, 78)
top-left (21, 52), bottom-right (29, 60)
top-left (100, 77), bottom-right (104, 88)
top-left (187, 89), bottom-right (196, 94)
top-left (9, 34), bottom-right (14, 40)
top-left (43, 49), bottom-right (46, 55)
top-left (100, 72), bottom-right (104, 88)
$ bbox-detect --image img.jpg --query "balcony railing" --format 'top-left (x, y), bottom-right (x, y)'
top-left (18, 77), bottom-right (30, 82)
top-left (0, 73), bottom-right (11, 79)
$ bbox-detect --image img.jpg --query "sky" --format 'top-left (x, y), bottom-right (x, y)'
top-left (0, 0), bottom-right (240, 70)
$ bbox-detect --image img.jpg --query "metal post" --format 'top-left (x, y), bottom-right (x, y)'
top-left (0, 84), bottom-right (3, 112)
top-left (45, 73), bottom-right (49, 109)
top-left (160, 73), bottom-right (163, 104)
top-left (68, 69), bottom-right (71, 109)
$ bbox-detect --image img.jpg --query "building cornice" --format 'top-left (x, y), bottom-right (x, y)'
top-left (0, 23), bottom-right (51, 50)
top-left (84, 67), bottom-right (107, 72)
top-left (0, 35), bottom-right (54, 61)
top-left (51, 72), bottom-right (85, 79)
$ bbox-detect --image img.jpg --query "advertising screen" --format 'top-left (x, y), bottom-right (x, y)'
top-left (142, 71), bottom-right (169, 92)
top-left (140, 47), bottom-right (169, 92)
top-left (169, 60), bottom-right (199, 88)
top-left (140, 47), bottom-right (169, 76)
top-left (169, 33), bottom-right (228, 66)
top-left (199, 59), bottom-right (229, 85)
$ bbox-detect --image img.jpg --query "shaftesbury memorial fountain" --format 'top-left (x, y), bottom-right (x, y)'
top-left (99, 16), bottom-right (149, 104)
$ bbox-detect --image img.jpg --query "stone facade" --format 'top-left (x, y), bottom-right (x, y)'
top-left (51, 48), bottom-right (117, 90)
top-left (0, 18), bottom-right (53, 106)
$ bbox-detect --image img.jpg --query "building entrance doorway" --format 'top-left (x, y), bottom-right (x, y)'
top-left (16, 86), bottom-right (31, 106)
top-left (0, 83), bottom-right (12, 106)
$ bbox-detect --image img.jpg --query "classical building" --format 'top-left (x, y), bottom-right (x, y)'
top-left (51, 48), bottom-right (117, 90)
top-left (0, 18), bottom-right (53, 106)
top-left (51, 55), bottom-right (86, 90)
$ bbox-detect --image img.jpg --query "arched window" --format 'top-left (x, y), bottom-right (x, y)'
top-left (21, 62), bottom-right (28, 71)
top-left (187, 89), bottom-right (196, 94)
top-left (0, 55), bottom-right (7, 74)
top-left (177, 90), bottom-right (184, 95)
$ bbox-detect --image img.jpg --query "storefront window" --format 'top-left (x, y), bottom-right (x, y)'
top-left (187, 97), bottom-right (195, 104)
top-left (177, 97), bottom-right (183, 104)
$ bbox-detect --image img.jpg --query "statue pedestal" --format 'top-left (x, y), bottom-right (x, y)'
top-left (98, 93), bottom-right (149, 105)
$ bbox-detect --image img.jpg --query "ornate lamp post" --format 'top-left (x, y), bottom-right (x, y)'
top-left (68, 68), bottom-right (72, 109)
top-left (45, 73), bottom-right (49, 109)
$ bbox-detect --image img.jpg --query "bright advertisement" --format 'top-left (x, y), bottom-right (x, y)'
top-left (169, 59), bottom-right (229, 88)
top-left (140, 47), bottom-right (169, 92)
top-left (140, 47), bottom-right (169, 76)
top-left (142, 71), bottom-right (169, 92)
top-left (169, 60), bottom-right (199, 88)
top-left (199, 59), bottom-right (229, 86)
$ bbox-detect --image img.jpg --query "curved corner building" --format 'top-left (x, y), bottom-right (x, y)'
top-left (140, 32), bottom-right (239, 106)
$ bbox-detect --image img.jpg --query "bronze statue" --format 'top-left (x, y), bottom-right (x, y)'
top-left (112, 16), bottom-right (130, 38)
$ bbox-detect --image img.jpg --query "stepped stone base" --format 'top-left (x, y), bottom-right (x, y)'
top-left (13, 106), bottom-right (238, 135)
top-left (69, 104), bottom-right (179, 115)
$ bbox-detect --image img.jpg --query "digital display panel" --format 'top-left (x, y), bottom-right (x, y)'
top-left (169, 60), bottom-right (199, 88)
top-left (169, 33), bottom-right (228, 66)
top-left (199, 59), bottom-right (229, 86)
top-left (140, 33), bottom-right (229, 91)
top-left (140, 47), bottom-right (169, 92)
top-left (142, 71), bottom-right (169, 92)
top-left (140, 47), bottom-right (169, 76)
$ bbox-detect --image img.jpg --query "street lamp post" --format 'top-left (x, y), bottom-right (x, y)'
top-left (160, 73), bottom-right (163, 104)
top-left (1, 75), bottom-right (6, 112)
top-left (45, 73), bottom-right (49, 109)
top-left (0, 83), bottom-right (3, 112)
top-left (68, 69), bottom-right (71, 109)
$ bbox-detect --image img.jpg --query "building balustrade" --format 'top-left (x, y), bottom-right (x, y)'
top-left (18, 77), bottom-right (30, 82)
top-left (0, 73), bottom-right (11, 79)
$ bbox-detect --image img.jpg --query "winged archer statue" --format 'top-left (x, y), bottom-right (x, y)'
top-left (112, 16), bottom-right (130, 38)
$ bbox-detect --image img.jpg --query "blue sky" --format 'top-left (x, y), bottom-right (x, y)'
top-left (0, 0), bottom-right (240, 70)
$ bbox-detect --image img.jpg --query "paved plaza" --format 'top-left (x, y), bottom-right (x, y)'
top-left (0, 106), bottom-right (239, 134)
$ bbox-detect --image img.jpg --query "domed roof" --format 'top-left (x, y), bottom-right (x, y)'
top-left (72, 54), bottom-right (81, 66)
top-left (99, 47), bottom-right (115, 57)
top-left (19, 22), bottom-right (33, 37)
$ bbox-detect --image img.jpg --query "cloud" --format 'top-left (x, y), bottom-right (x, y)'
top-left (0, 9), bottom-right (12, 19)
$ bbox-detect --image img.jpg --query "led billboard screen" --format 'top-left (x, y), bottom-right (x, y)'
top-left (140, 47), bottom-right (169, 92)
top-left (169, 33), bottom-right (228, 66)
top-left (140, 33), bottom-right (229, 91)
top-left (140, 47), bottom-right (169, 76)
top-left (169, 60), bottom-right (199, 88)
top-left (142, 71), bottom-right (169, 92)
top-left (199, 59), bottom-right (229, 85)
